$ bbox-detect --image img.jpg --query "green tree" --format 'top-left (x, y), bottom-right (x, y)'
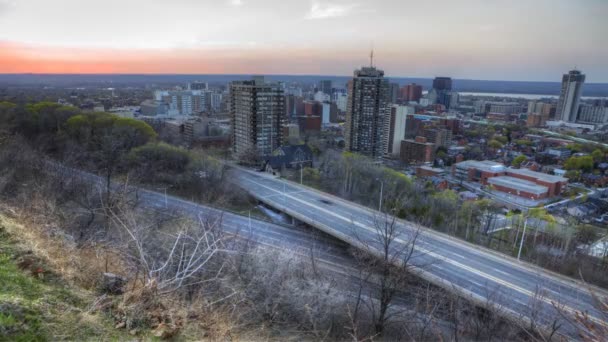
top-left (512, 155), bottom-right (527, 167)
top-left (592, 149), bottom-right (605, 163)
top-left (488, 139), bottom-right (503, 149)
top-left (564, 156), bottom-right (594, 172)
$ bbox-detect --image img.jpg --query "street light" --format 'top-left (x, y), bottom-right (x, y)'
top-left (376, 178), bottom-right (384, 212)
top-left (517, 211), bottom-right (529, 261)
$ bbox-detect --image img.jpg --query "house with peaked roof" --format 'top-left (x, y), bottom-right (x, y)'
top-left (263, 145), bottom-right (313, 174)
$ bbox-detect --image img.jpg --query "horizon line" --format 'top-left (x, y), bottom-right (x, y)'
top-left (1, 72), bottom-right (608, 85)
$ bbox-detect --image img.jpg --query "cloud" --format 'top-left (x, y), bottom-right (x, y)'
top-left (229, 0), bottom-right (243, 6)
top-left (306, 1), bottom-right (358, 20)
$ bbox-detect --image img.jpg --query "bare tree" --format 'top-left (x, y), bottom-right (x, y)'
top-left (351, 209), bottom-right (429, 336)
top-left (110, 208), bottom-right (232, 295)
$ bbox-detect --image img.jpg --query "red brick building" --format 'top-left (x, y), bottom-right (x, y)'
top-left (453, 160), bottom-right (569, 200)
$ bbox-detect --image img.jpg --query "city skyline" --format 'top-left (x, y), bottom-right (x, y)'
top-left (0, 0), bottom-right (607, 82)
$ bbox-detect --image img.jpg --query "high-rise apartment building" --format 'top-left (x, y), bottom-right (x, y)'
top-left (556, 70), bottom-right (585, 122)
top-left (230, 76), bottom-right (285, 157)
top-left (400, 83), bottom-right (423, 102)
top-left (389, 82), bottom-right (400, 104)
top-left (386, 105), bottom-right (412, 156)
top-left (344, 66), bottom-right (391, 158)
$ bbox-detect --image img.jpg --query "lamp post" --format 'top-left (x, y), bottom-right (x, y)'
top-left (377, 179), bottom-right (384, 212)
top-left (517, 212), bottom-right (528, 261)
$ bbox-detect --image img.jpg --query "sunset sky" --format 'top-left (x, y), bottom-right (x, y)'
top-left (0, 0), bottom-right (606, 81)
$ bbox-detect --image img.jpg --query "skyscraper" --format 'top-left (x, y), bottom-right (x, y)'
top-left (432, 77), bottom-right (453, 110)
top-left (230, 76), bottom-right (285, 157)
top-left (556, 70), bottom-right (585, 122)
top-left (319, 80), bottom-right (333, 96)
top-left (432, 77), bottom-right (452, 91)
top-left (344, 66), bottom-right (390, 158)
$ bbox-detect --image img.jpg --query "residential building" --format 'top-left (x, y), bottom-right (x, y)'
top-left (313, 91), bottom-right (331, 103)
top-left (321, 102), bottom-right (338, 124)
top-left (344, 66), bottom-right (391, 158)
top-left (230, 76), bottom-right (285, 157)
top-left (154, 90), bottom-right (206, 115)
top-left (527, 112), bottom-right (549, 127)
top-left (386, 105), bottom-right (409, 157)
top-left (578, 105), bottom-right (608, 124)
top-left (400, 136), bottom-right (435, 164)
top-left (556, 70), bottom-right (585, 122)
top-left (304, 100), bottom-right (323, 116)
top-left (389, 82), bottom-right (400, 103)
top-left (400, 83), bottom-right (423, 102)
top-left (423, 127), bottom-right (452, 148)
top-left (334, 93), bottom-right (348, 112)
top-left (263, 144), bottom-right (313, 174)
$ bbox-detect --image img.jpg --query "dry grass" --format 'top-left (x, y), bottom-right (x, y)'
top-left (0, 201), bottom-right (131, 290)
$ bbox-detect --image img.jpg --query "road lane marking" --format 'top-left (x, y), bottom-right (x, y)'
top-left (240, 176), bottom-right (607, 327)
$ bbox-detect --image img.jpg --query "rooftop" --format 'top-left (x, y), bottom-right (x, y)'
top-left (506, 168), bottom-right (568, 183)
top-left (455, 160), bottom-right (506, 173)
top-left (488, 176), bottom-right (549, 195)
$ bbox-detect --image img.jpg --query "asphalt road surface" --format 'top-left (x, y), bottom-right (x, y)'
top-left (230, 166), bottom-right (608, 336)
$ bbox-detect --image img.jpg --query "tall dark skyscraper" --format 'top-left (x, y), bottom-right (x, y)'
top-left (319, 80), bottom-right (333, 95)
top-left (230, 76), bottom-right (285, 157)
top-left (344, 66), bottom-right (390, 158)
top-left (556, 70), bottom-right (585, 122)
top-left (432, 77), bottom-right (452, 91)
top-left (433, 76), bottom-right (453, 109)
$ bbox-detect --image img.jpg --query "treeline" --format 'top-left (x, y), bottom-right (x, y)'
top-left (305, 150), bottom-right (495, 241)
top-left (0, 101), bottom-right (237, 205)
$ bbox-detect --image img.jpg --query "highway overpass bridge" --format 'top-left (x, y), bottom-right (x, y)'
top-left (230, 166), bottom-right (608, 336)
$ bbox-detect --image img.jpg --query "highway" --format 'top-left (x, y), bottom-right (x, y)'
top-left (230, 166), bottom-right (608, 335)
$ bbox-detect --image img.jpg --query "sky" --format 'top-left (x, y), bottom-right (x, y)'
top-left (0, 0), bottom-right (606, 82)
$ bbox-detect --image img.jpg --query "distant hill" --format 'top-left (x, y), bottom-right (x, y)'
top-left (1, 73), bottom-right (607, 97)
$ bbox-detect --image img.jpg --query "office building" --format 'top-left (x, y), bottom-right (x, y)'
top-left (400, 83), bottom-right (423, 102)
top-left (189, 81), bottom-right (208, 90)
top-left (433, 77), bottom-right (452, 91)
top-left (319, 80), bottom-right (333, 96)
top-left (556, 70), bottom-right (585, 122)
top-left (433, 77), bottom-right (453, 110)
top-left (344, 66), bottom-right (391, 158)
top-left (452, 160), bottom-right (568, 199)
top-left (230, 76), bottom-right (285, 157)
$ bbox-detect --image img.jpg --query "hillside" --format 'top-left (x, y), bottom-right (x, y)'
top-left (0, 215), bottom-right (130, 341)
